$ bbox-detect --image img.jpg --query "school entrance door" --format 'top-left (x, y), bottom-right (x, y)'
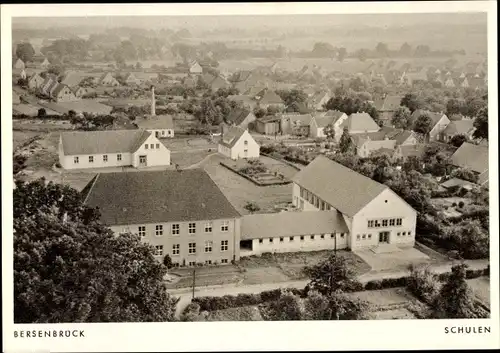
top-left (378, 231), bottom-right (390, 244)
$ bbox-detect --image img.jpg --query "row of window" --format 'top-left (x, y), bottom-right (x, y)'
top-left (74, 154), bottom-right (123, 164)
top-left (144, 143), bottom-right (161, 150)
top-left (170, 258), bottom-right (229, 267)
top-left (155, 240), bottom-right (229, 256)
top-left (138, 221), bottom-right (230, 237)
top-left (367, 218), bottom-right (403, 228)
top-left (355, 231), bottom-right (412, 240)
top-left (299, 187), bottom-right (332, 211)
top-left (258, 233), bottom-right (346, 244)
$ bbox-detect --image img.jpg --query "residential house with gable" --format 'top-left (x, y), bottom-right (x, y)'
top-left (254, 88), bottom-right (285, 110)
top-left (280, 113), bottom-right (314, 137)
top-left (135, 115), bottom-right (175, 138)
top-left (309, 110), bottom-right (348, 139)
top-left (82, 169), bottom-right (241, 266)
top-left (98, 72), bottom-right (120, 87)
top-left (441, 119), bottom-right (475, 143)
top-left (373, 95), bottom-right (403, 125)
top-left (307, 91), bottom-right (331, 111)
top-left (290, 156), bottom-right (417, 251)
top-left (28, 73), bottom-right (44, 91)
top-left (449, 142), bottom-right (489, 187)
top-left (51, 84), bottom-right (78, 102)
top-left (351, 127), bottom-right (417, 158)
top-left (225, 108), bottom-right (256, 130)
top-left (411, 110), bottom-right (450, 142)
top-left (338, 112), bottom-right (381, 142)
top-left (218, 126), bottom-right (260, 160)
top-left (58, 129), bottom-right (171, 170)
top-left (13, 58), bottom-right (25, 70)
top-left (188, 60), bottom-right (203, 74)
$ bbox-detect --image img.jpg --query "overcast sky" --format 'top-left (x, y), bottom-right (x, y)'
top-left (14, 13), bottom-right (487, 31)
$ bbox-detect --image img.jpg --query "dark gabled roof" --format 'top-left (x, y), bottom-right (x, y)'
top-left (411, 110), bottom-right (448, 127)
top-left (313, 111), bottom-right (346, 128)
top-left (219, 126), bottom-right (247, 148)
top-left (52, 84), bottom-right (71, 98)
top-left (340, 112), bottom-right (380, 132)
top-left (135, 115), bottom-right (174, 130)
top-left (255, 89), bottom-right (283, 105)
top-left (83, 169), bottom-right (241, 225)
top-left (60, 130), bottom-right (152, 155)
top-left (226, 108), bottom-right (253, 126)
top-left (291, 155), bottom-right (388, 217)
top-left (442, 120), bottom-right (475, 136)
top-left (450, 142), bottom-right (489, 174)
top-left (241, 210), bottom-right (348, 240)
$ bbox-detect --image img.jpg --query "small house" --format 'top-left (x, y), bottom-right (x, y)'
top-left (218, 126), bottom-right (260, 160)
top-left (225, 108), bottom-right (256, 130)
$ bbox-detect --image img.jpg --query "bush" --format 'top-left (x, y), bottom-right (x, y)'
top-left (458, 201), bottom-right (465, 208)
top-left (54, 162), bottom-right (62, 168)
top-left (180, 303), bottom-right (201, 322)
top-left (407, 265), bottom-right (440, 304)
top-left (465, 268), bottom-right (486, 279)
top-left (363, 277), bottom-right (408, 290)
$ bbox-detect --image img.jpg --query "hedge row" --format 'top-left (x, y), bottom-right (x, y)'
top-left (192, 288), bottom-right (304, 312)
top-left (191, 267), bottom-right (489, 312)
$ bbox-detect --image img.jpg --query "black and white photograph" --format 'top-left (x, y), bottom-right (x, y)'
top-left (2, 2), bottom-right (498, 352)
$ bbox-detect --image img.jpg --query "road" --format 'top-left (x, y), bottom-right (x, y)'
top-left (170, 258), bottom-right (489, 318)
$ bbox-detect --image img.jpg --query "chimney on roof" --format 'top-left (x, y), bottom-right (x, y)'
top-left (151, 85), bottom-right (156, 117)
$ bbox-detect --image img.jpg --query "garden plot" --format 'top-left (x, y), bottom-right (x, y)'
top-left (220, 158), bottom-right (291, 186)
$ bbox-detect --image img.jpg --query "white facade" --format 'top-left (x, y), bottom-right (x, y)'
top-left (243, 232), bottom-right (348, 257)
top-left (291, 182), bottom-right (416, 251)
top-left (218, 130), bottom-right (260, 160)
top-left (429, 114), bottom-right (451, 142)
top-left (150, 129), bottom-right (175, 138)
top-left (59, 134), bottom-right (171, 170)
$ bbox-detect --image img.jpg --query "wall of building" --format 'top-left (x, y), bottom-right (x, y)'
top-left (132, 134), bottom-right (171, 167)
top-left (350, 188), bottom-right (416, 251)
top-left (429, 116), bottom-right (451, 141)
top-left (218, 144), bottom-right (231, 158)
top-left (230, 131), bottom-right (260, 159)
top-left (243, 231), bottom-right (348, 257)
top-left (149, 129), bottom-right (175, 138)
top-left (110, 217), bottom-right (241, 266)
top-left (59, 141), bottom-right (133, 170)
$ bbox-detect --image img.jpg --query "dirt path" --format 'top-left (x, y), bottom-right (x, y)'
top-left (184, 152), bottom-right (218, 169)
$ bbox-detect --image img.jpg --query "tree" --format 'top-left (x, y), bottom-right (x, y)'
top-left (391, 106), bottom-right (412, 129)
top-left (449, 134), bottom-right (468, 148)
top-left (401, 93), bottom-right (422, 113)
top-left (135, 62), bottom-right (143, 70)
top-left (413, 114), bottom-right (433, 135)
top-left (267, 291), bottom-right (303, 320)
top-left (323, 124), bottom-right (336, 141)
top-left (37, 108), bottom-right (47, 118)
top-left (338, 128), bottom-right (353, 154)
top-left (399, 42), bottom-right (412, 56)
top-left (446, 98), bottom-right (464, 116)
top-left (445, 220), bottom-right (488, 259)
top-left (243, 201), bottom-right (261, 214)
top-left (432, 264), bottom-right (486, 318)
top-left (337, 47), bottom-right (347, 62)
top-left (253, 107), bottom-right (267, 119)
top-left (375, 42), bottom-right (390, 57)
top-left (14, 179), bottom-right (179, 323)
top-left (163, 254), bottom-right (173, 269)
top-left (303, 254), bottom-right (361, 296)
top-left (473, 107), bottom-right (488, 140)
top-left (16, 42), bottom-right (36, 63)
top-left (276, 89), bottom-right (308, 109)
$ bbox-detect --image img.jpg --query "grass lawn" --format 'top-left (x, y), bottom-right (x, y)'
top-left (13, 130), bottom-right (42, 150)
top-left (347, 287), bottom-right (429, 319)
top-left (239, 250), bottom-right (371, 284)
top-left (467, 276), bottom-right (490, 307)
top-left (171, 150), bottom-right (214, 168)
